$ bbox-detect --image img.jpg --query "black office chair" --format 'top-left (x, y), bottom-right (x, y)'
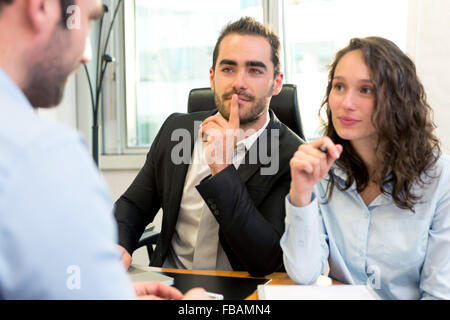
top-left (187, 84), bottom-right (305, 140)
top-left (136, 226), bottom-right (159, 264)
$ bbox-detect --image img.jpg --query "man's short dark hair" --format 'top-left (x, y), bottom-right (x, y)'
top-left (212, 16), bottom-right (281, 78)
top-left (0, 0), bottom-right (75, 27)
top-left (0, 0), bottom-right (13, 13)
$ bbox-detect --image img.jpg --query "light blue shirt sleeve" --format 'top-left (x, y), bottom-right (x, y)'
top-left (0, 126), bottom-right (136, 299)
top-left (419, 160), bottom-right (450, 300)
top-left (280, 194), bottom-right (329, 284)
top-left (281, 155), bottom-right (450, 300)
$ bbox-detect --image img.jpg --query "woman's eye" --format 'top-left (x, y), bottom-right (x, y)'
top-left (361, 87), bottom-right (374, 94)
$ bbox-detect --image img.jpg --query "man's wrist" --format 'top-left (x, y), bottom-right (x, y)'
top-left (209, 163), bottom-right (231, 176)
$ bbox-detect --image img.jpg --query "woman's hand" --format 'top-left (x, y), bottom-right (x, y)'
top-left (289, 137), bottom-right (343, 207)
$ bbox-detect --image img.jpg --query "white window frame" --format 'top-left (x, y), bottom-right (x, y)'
top-left (100, 0), bottom-right (147, 169)
top-left (97, 0), bottom-right (273, 169)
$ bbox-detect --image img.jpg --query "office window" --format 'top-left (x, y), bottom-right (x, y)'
top-left (283, 0), bottom-right (409, 140)
top-left (101, 0), bottom-right (410, 159)
top-left (117, 0), bottom-right (263, 152)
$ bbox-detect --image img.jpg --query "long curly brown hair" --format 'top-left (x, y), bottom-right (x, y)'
top-left (321, 37), bottom-right (440, 212)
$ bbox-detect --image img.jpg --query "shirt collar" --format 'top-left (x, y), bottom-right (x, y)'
top-left (0, 67), bottom-right (33, 111)
top-left (329, 164), bottom-right (394, 206)
top-left (329, 165), bottom-right (349, 185)
top-left (236, 110), bottom-right (270, 151)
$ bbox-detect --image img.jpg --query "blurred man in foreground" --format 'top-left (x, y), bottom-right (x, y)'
top-left (0, 0), bottom-right (206, 299)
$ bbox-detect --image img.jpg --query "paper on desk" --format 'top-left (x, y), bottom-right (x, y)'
top-left (258, 283), bottom-right (380, 300)
top-left (128, 264), bottom-right (174, 285)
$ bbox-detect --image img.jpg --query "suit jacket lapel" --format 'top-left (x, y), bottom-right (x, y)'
top-left (168, 109), bottom-right (281, 204)
top-left (167, 110), bottom-right (217, 219)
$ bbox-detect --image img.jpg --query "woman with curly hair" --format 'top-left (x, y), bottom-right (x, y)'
top-left (281, 37), bottom-right (450, 299)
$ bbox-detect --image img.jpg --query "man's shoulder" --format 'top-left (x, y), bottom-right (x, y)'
top-left (2, 105), bottom-right (83, 151)
top-left (0, 110), bottom-right (86, 175)
top-left (0, 113), bottom-right (112, 229)
top-left (281, 124), bottom-right (305, 144)
top-left (267, 110), bottom-right (304, 144)
top-left (273, 120), bottom-right (304, 153)
top-left (0, 115), bottom-right (107, 215)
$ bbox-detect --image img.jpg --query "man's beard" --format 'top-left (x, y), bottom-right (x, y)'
top-left (23, 27), bottom-right (73, 108)
top-left (25, 64), bottom-right (69, 108)
top-left (214, 86), bottom-right (273, 126)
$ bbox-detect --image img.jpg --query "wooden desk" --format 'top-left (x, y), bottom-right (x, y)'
top-left (144, 266), bottom-right (340, 300)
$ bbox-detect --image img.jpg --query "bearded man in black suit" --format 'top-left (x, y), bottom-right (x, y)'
top-left (114, 17), bottom-right (304, 277)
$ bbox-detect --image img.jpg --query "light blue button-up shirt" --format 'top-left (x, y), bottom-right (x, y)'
top-left (281, 154), bottom-right (450, 299)
top-left (0, 68), bottom-right (136, 299)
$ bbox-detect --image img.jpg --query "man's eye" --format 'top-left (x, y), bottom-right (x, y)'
top-left (250, 68), bottom-right (262, 74)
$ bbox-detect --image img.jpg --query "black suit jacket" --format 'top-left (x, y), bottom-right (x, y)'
top-left (114, 109), bottom-right (304, 276)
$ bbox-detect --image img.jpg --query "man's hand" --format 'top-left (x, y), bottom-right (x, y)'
top-left (200, 94), bottom-right (241, 175)
top-left (289, 137), bottom-right (343, 207)
top-left (182, 288), bottom-right (211, 300)
top-left (117, 245), bottom-right (132, 270)
top-left (134, 281), bottom-right (183, 300)
top-left (134, 282), bottom-right (211, 300)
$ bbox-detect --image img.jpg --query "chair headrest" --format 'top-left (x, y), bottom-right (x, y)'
top-left (187, 84), bottom-right (305, 140)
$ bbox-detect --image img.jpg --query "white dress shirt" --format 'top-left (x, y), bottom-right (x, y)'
top-left (163, 111), bottom-right (270, 270)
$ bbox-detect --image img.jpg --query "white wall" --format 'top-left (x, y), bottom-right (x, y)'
top-left (411, 0), bottom-right (450, 154)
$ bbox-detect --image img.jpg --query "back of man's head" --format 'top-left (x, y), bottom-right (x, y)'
top-left (0, 0), bottom-right (13, 12)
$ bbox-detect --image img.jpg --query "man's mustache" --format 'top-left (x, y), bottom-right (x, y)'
top-left (222, 90), bottom-right (255, 101)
